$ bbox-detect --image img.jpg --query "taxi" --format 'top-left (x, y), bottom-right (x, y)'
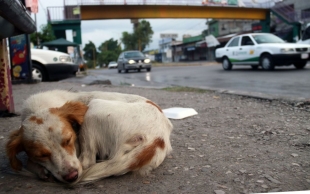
top-left (215, 33), bottom-right (310, 70)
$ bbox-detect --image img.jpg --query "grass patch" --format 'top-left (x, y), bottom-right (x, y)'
top-left (162, 86), bottom-right (208, 93)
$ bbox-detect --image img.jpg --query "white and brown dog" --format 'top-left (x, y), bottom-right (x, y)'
top-left (6, 90), bottom-right (173, 183)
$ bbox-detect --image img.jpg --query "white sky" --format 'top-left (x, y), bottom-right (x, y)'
top-left (32, 0), bottom-right (273, 50)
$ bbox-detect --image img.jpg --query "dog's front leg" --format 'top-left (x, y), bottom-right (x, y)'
top-left (26, 159), bottom-right (56, 182)
top-left (78, 135), bottom-right (97, 169)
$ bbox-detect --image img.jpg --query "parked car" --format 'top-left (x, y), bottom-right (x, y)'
top-left (117, 50), bottom-right (152, 73)
top-left (215, 33), bottom-right (310, 70)
top-left (31, 49), bottom-right (78, 82)
top-left (108, 61), bottom-right (117, 69)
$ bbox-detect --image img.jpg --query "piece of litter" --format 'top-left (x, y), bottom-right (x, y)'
top-left (162, 107), bottom-right (198, 119)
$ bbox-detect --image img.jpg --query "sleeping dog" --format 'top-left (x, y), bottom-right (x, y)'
top-left (6, 90), bottom-right (173, 183)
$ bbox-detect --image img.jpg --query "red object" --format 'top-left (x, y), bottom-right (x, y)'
top-left (0, 39), bottom-right (15, 113)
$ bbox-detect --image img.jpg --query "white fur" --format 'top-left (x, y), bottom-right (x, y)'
top-left (77, 99), bottom-right (173, 183)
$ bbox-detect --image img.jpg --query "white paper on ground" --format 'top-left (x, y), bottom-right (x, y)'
top-left (162, 107), bottom-right (198, 119)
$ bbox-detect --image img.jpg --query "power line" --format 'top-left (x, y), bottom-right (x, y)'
top-left (38, 0), bottom-right (47, 16)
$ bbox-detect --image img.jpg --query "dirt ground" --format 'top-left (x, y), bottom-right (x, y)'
top-left (0, 82), bottom-right (309, 194)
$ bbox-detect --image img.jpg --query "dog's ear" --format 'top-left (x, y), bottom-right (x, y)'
top-left (6, 127), bottom-right (24, 171)
top-left (50, 101), bottom-right (88, 125)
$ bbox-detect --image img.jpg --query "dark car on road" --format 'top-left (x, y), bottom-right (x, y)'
top-left (117, 50), bottom-right (152, 73)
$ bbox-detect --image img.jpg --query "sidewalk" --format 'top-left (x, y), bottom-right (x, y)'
top-left (0, 82), bottom-right (309, 194)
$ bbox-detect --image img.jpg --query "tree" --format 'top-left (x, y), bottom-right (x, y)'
top-left (83, 41), bottom-right (98, 68)
top-left (30, 24), bottom-right (56, 46)
top-left (97, 38), bottom-right (122, 66)
top-left (121, 20), bottom-right (154, 51)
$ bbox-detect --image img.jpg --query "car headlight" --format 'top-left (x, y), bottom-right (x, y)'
top-left (59, 55), bottom-right (72, 62)
top-left (144, 59), bottom-right (151, 63)
top-left (280, 48), bottom-right (294, 53)
top-left (128, 60), bottom-right (135, 64)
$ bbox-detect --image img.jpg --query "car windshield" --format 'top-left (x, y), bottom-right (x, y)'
top-left (252, 34), bottom-right (285, 44)
top-left (124, 51), bottom-right (144, 58)
top-left (109, 61), bottom-right (116, 64)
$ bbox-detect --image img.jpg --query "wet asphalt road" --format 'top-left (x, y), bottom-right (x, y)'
top-left (65, 63), bottom-right (310, 100)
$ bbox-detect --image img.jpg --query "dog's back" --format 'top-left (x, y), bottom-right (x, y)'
top-left (21, 90), bottom-right (148, 121)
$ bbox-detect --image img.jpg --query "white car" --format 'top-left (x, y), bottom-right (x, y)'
top-left (108, 61), bottom-right (117, 69)
top-left (215, 33), bottom-right (310, 70)
top-left (31, 49), bottom-right (78, 81)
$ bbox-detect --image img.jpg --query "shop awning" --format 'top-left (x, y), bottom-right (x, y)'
top-left (41, 38), bottom-right (79, 46)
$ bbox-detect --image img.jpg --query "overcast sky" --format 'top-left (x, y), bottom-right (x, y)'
top-left (32, 0), bottom-right (274, 51)
top-left (32, 0), bottom-right (208, 50)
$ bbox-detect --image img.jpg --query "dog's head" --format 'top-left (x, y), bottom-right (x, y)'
top-left (6, 101), bottom-right (88, 183)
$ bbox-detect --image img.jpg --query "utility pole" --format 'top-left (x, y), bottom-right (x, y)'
top-left (92, 47), bottom-right (96, 69)
top-left (206, 19), bottom-right (211, 61)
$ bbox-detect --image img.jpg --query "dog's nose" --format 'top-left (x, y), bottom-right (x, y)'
top-left (63, 170), bottom-right (78, 182)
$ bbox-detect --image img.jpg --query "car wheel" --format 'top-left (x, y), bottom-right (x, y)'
top-left (260, 54), bottom-right (274, 70)
top-left (251, 65), bottom-right (259, 70)
top-left (147, 68), bottom-right (151, 72)
top-left (294, 61), bottom-right (307, 69)
top-left (222, 57), bottom-right (232, 70)
top-left (138, 69), bottom-right (141, 72)
top-left (32, 63), bottom-right (47, 82)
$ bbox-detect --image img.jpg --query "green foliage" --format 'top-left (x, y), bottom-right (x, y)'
top-left (121, 20), bottom-right (154, 51)
top-left (82, 39), bottom-right (122, 69)
top-left (97, 38), bottom-right (122, 66)
top-left (83, 41), bottom-right (98, 68)
top-left (30, 24), bottom-right (56, 46)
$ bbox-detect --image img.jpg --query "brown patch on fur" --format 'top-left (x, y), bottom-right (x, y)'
top-left (23, 140), bottom-right (51, 162)
top-left (146, 100), bottom-right (163, 113)
top-left (49, 101), bottom-right (86, 156)
top-left (128, 138), bottom-right (165, 170)
top-left (29, 116), bottom-right (43, 124)
top-left (6, 127), bottom-right (24, 171)
top-left (49, 101), bottom-right (88, 125)
top-left (60, 121), bottom-right (76, 156)
top-left (48, 127), bottom-right (53, 132)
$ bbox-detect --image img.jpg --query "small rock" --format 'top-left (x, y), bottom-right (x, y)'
top-left (201, 168), bottom-right (208, 172)
top-left (143, 180), bottom-right (150, 184)
top-left (163, 171), bottom-right (174, 175)
top-left (256, 180), bottom-right (264, 183)
top-left (188, 147), bottom-right (195, 151)
top-left (0, 136), bottom-right (4, 140)
top-left (292, 163), bottom-right (300, 167)
top-left (306, 179), bottom-right (310, 183)
top-left (291, 153), bottom-right (299, 157)
top-left (167, 155), bottom-right (173, 159)
top-left (239, 169), bottom-right (247, 174)
top-left (261, 184), bottom-right (269, 189)
top-left (98, 185), bottom-right (104, 188)
top-left (234, 178), bottom-right (241, 182)
top-left (225, 171), bottom-right (232, 174)
top-left (264, 174), bottom-right (281, 184)
top-left (198, 155), bottom-right (204, 157)
top-left (214, 190), bottom-right (225, 194)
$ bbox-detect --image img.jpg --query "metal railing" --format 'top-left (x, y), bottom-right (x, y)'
top-left (63, 0), bottom-right (277, 8)
top-left (271, 0), bottom-right (310, 23)
top-left (48, 0), bottom-right (281, 22)
top-left (47, 6), bottom-right (81, 21)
